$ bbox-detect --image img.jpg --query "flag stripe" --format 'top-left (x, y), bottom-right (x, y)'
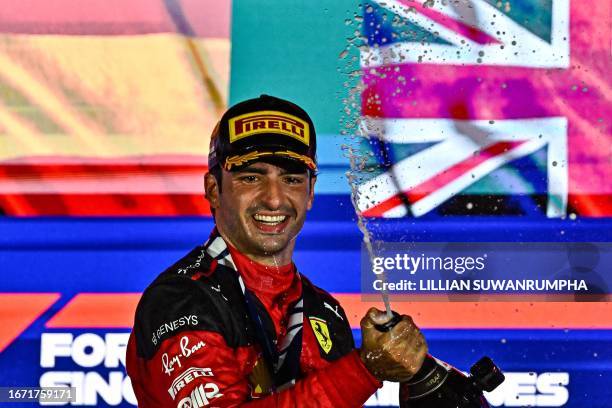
top-left (362, 141), bottom-right (525, 217)
top-left (42, 293), bottom-right (612, 329)
top-left (394, 0), bottom-right (500, 45)
top-left (0, 0), bottom-right (230, 37)
top-left (337, 296), bottom-right (612, 329)
top-left (0, 163), bottom-right (207, 193)
top-left (362, 65), bottom-right (610, 120)
top-left (0, 194), bottom-right (212, 216)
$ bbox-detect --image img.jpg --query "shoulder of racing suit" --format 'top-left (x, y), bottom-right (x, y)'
top-left (132, 245), bottom-right (256, 360)
top-left (132, 245), bottom-right (355, 363)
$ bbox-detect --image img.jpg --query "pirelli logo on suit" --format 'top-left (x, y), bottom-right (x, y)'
top-left (228, 110), bottom-right (310, 146)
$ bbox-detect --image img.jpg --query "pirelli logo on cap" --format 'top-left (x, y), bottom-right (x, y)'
top-left (228, 110), bottom-right (310, 145)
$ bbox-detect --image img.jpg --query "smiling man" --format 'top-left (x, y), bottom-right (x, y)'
top-left (126, 95), bottom-right (427, 407)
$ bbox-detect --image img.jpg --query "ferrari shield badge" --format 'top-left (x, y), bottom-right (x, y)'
top-left (309, 317), bottom-right (332, 354)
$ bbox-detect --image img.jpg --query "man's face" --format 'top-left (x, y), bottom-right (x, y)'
top-left (205, 160), bottom-right (315, 265)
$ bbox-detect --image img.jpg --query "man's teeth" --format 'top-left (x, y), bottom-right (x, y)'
top-left (253, 214), bottom-right (287, 224)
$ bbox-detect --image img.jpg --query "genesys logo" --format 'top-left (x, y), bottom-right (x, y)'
top-left (366, 372), bottom-right (570, 407)
top-left (152, 315), bottom-right (199, 347)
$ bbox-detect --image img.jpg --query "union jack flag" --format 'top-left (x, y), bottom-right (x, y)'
top-left (356, 0), bottom-right (611, 218)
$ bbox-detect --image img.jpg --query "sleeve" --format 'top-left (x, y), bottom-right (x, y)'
top-left (126, 277), bottom-right (257, 407)
top-left (242, 350), bottom-right (381, 408)
top-left (128, 329), bottom-right (256, 407)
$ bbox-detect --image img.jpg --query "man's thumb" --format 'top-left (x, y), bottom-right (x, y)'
top-left (367, 307), bottom-right (393, 325)
top-left (361, 307), bottom-right (380, 329)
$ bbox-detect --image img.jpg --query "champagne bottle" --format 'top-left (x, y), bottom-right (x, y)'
top-left (375, 312), bottom-right (504, 408)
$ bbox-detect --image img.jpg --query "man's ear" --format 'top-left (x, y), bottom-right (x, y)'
top-left (307, 175), bottom-right (316, 211)
top-left (204, 172), bottom-right (220, 209)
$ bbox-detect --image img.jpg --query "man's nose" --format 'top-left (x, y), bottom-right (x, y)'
top-left (260, 179), bottom-right (284, 210)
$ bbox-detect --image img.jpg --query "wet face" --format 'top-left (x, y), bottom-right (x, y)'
top-left (205, 160), bottom-right (315, 265)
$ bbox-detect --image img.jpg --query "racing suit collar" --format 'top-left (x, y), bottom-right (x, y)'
top-left (226, 241), bottom-right (297, 296)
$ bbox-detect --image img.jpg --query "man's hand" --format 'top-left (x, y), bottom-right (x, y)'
top-left (359, 307), bottom-right (428, 382)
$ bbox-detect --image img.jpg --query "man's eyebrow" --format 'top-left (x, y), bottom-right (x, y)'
top-left (233, 166), bottom-right (267, 175)
top-left (277, 168), bottom-right (309, 178)
top-left (279, 168), bottom-right (308, 176)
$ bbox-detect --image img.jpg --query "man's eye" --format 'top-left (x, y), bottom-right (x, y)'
top-left (240, 175), bottom-right (259, 183)
top-left (284, 176), bottom-right (305, 185)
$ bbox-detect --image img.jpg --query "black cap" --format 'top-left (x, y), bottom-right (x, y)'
top-left (208, 95), bottom-right (317, 172)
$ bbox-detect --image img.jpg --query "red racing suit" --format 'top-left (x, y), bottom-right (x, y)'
top-left (126, 232), bottom-right (381, 407)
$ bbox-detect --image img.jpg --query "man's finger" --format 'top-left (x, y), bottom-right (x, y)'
top-left (360, 307), bottom-right (385, 329)
top-left (387, 317), bottom-right (416, 340)
top-left (360, 310), bottom-right (376, 330)
top-left (368, 307), bottom-right (394, 326)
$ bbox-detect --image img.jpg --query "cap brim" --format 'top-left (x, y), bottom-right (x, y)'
top-left (224, 148), bottom-right (316, 171)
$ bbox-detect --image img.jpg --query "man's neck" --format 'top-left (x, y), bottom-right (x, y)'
top-left (216, 229), bottom-right (295, 267)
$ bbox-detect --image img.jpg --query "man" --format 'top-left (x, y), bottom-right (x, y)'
top-left (126, 95), bottom-right (427, 407)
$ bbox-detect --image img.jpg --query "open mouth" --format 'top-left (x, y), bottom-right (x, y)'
top-left (253, 214), bottom-right (287, 225)
top-left (252, 213), bottom-right (289, 232)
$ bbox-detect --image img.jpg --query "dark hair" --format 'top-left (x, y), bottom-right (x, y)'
top-left (253, 157), bottom-right (317, 179)
top-left (208, 164), bottom-right (223, 194)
